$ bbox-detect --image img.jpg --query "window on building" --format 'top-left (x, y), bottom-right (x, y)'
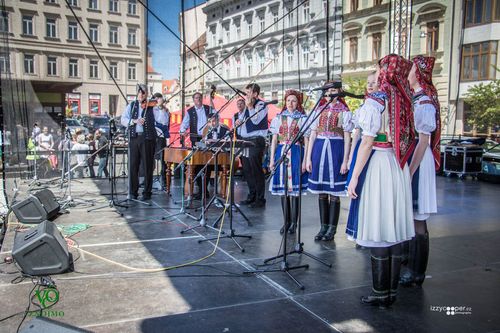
top-left (89, 60), bottom-right (98, 78)
top-left (461, 41), bottom-right (498, 80)
top-left (128, 0), bottom-right (137, 15)
top-left (247, 19), bottom-right (252, 37)
top-left (272, 11), bottom-right (278, 31)
top-left (323, 0), bottom-right (328, 17)
top-left (372, 33), bottom-right (382, 60)
top-left (321, 41), bottom-right (327, 66)
top-left (224, 25), bottom-right (230, 43)
top-left (374, 0), bottom-right (383, 5)
top-left (47, 56), bottom-right (57, 76)
top-left (259, 15), bottom-right (265, 32)
top-left (351, 0), bottom-right (359, 12)
top-left (24, 54), bottom-right (34, 74)
top-left (68, 22), bottom-right (78, 40)
top-left (211, 30), bottom-right (216, 47)
top-left (46, 18), bottom-right (56, 38)
top-left (69, 58), bottom-right (78, 77)
top-left (350, 37), bottom-right (358, 63)
top-left (109, 25), bottom-right (118, 44)
top-left (246, 55), bottom-right (252, 76)
top-left (0, 55), bottom-right (10, 73)
top-left (46, 0), bottom-right (57, 3)
top-left (303, 2), bottom-right (310, 23)
top-left (426, 22), bottom-right (439, 54)
top-left (258, 52), bottom-right (265, 71)
top-left (236, 58), bottom-right (241, 77)
top-left (287, 9), bottom-right (294, 28)
top-left (0, 11), bottom-right (9, 33)
top-left (109, 0), bottom-right (118, 12)
top-left (68, 0), bottom-right (78, 7)
top-left (89, 23), bottom-right (99, 42)
top-left (128, 62), bottom-right (136, 80)
top-left (287, 48), bottom-right (293, 70)
top-left (236, 23), bottom-right (241, 39)
top-left (465, 0), bottom-right (500, 26)
top-left (22, 15), bottom-right (34, 35)
top-left (302, 45), bottom-right (310, 68)
top-left (128, 28), bottom-right (136, 46)
top-left (89, 0), bottom-right (98, 10)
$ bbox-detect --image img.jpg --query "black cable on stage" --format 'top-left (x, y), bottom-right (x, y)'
top-left (161, 0), bottom-right (309, 103)
top-left (63, 0), bottom-right (127, 103)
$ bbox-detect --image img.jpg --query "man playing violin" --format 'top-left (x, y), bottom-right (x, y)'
top-left (121, 84), bottom-right (168, 200)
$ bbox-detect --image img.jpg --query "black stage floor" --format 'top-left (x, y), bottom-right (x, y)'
top-left (0, 175), bottom-right (499, 332)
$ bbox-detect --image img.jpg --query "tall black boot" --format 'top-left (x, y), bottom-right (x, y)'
top-left (413, 232), bottom-right (429, 286)
top-left (399, 237), bottom-right (416, 286)
top-left (361, 248), bottom-right (390, 308)
top-left (400, 232), bottom-right (429, 287)
top-left (315, 195), bottom-right (329, 240)
top-left (288, 197), bottom-right (299, 234)
top-left (280, 196), bottom-right (290, 234)
top-left (389, 244), bottom-right (402, 305)
top-left (322, 196), bottom-right (340, 241)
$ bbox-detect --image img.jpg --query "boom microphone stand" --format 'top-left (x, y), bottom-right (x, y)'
top-left (88, 119), bottom-right (128, 215)
top-left (244, 93), bottom-right (342, 288)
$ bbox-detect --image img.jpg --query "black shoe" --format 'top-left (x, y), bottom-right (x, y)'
top-left (240, 198), bottom-right (256, 205)
top-left (249, 200), bottom-right (266, 208)
top-left (142, 194), bottom-right (152, 200)
top-left (131, 193), bottom-right (138, 200)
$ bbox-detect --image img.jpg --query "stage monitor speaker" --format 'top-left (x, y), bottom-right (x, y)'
top-left (20, 317), bottom-right (91, 333)
top-left (12, 189), bottom-right (60, 224)
top-left (12, 220), bottom-right (70, 276)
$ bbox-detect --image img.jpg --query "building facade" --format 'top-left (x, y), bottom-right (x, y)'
top-left (203, 0), bottom-right (343, 102)
top-left (0, 0), bottom-right (146, 117)
top-left (449, 0), bottom-right (499, 136)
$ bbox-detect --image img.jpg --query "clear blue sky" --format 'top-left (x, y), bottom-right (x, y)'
top-left (148, 0), bottom-right (206, 80)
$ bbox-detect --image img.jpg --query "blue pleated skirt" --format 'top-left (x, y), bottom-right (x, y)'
top-left (270, 144), bottom-right (308, 196)
top-left (307, 137), bottom-right (346, 195)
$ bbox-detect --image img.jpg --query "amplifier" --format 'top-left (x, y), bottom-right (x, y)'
top-left (12, 189), bottom-right (60, 224)
top-left (443, 145), bottom-right (483, 175)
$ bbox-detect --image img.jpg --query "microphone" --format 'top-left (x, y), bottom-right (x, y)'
top-left (311, 81), bottom-right (343, 91)
top-left (326, 91), bottom-right (365, 99)
top-left (262, 100), bottom-right (278, 106)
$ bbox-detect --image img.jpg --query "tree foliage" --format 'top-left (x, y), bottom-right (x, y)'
top-left (343, 77), bottom-right (367, 112)
top-left (464, 79), bottom-right (500, 133)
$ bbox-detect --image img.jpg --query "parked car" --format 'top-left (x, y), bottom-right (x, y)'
top-left (87, 116), bottom-right (111, 137)
top-left (65, 118), bottom-right (89, 136)
top-left (478, 143), bottom-right (500, 183)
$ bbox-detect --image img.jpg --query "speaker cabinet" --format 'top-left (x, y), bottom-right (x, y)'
top-left (12, 189), bottom-right (60, 224)
top-left (13, 220), bottom-right (70, 276)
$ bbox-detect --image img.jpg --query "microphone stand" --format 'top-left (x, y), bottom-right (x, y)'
top-left (244, 92), bottom-right (338, 289)
top-left (88, 119), bottom-right (128, 215)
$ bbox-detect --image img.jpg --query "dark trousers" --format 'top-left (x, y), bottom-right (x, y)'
top-left (130, 134), bottom-right (155, 196)
top-left (241, 136), bottom-right (266, 202)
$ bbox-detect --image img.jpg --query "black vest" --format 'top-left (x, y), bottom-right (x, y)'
top-left (130, 101), bottom-right (157, 140)
top-left (187, 105), bottom-right (211, 143)
top-left (244, 99), bottom-right (268, 134)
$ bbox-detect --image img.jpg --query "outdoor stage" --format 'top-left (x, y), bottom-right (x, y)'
top-left (0, 175), bottom-right (499, 332)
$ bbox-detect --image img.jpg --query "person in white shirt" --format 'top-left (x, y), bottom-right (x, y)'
top-left (71, 134), bottom-right (89, 178)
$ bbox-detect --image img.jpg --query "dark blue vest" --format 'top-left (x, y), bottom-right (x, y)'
top-left (130, 101), bottom-right (156, 140)
top-left (244, 99), bottom-right (268, 133)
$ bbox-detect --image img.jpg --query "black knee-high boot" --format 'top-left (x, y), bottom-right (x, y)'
top-left (361, 247), bottom-right (390, 308)
top-left (389, 244), bottom-right (402, 305)
top-left (288, 196), bottom-right (299, 234)
top-left (315, 195), bottom-right (329, 240)
top-left (280, 196), bottom-right (291, 234)
top-left (400, 231), bottom-right (429, 287)
top-left (322, 196), bottom-right (340, 241)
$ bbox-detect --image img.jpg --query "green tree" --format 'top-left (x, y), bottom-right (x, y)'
top-left (464, 80), bottom-right (500, 134)
top-left (343, 77), bottom-right (367, 112)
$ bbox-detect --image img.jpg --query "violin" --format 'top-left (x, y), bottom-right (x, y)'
top-left (202, 85), bottom-right (217, 141)
top-left (141, 98), bottom-right (157, 109)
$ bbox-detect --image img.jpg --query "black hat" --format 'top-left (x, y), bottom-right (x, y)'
top-left (137, 84), bottom-right (147, 94)
top-left (153, 92), bottom-right (163, 99)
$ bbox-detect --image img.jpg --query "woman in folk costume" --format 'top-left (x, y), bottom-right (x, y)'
top-left (305, 84), bottom-right (353, 241)
top-left (399, 56), bottom-right (440, 287)
top-left (346, 54), bottom-right (416, 308)
top-left (269, 90), bottom-right (309, 234)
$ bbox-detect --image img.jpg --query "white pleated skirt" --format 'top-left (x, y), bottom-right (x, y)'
top-left (414, 146), bottom-right (437, 220)
top-left (356, 147), bottom-right (415, 248)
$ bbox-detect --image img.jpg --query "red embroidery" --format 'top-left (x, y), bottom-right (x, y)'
top-left (278, 116), bottom-right (299, 142)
